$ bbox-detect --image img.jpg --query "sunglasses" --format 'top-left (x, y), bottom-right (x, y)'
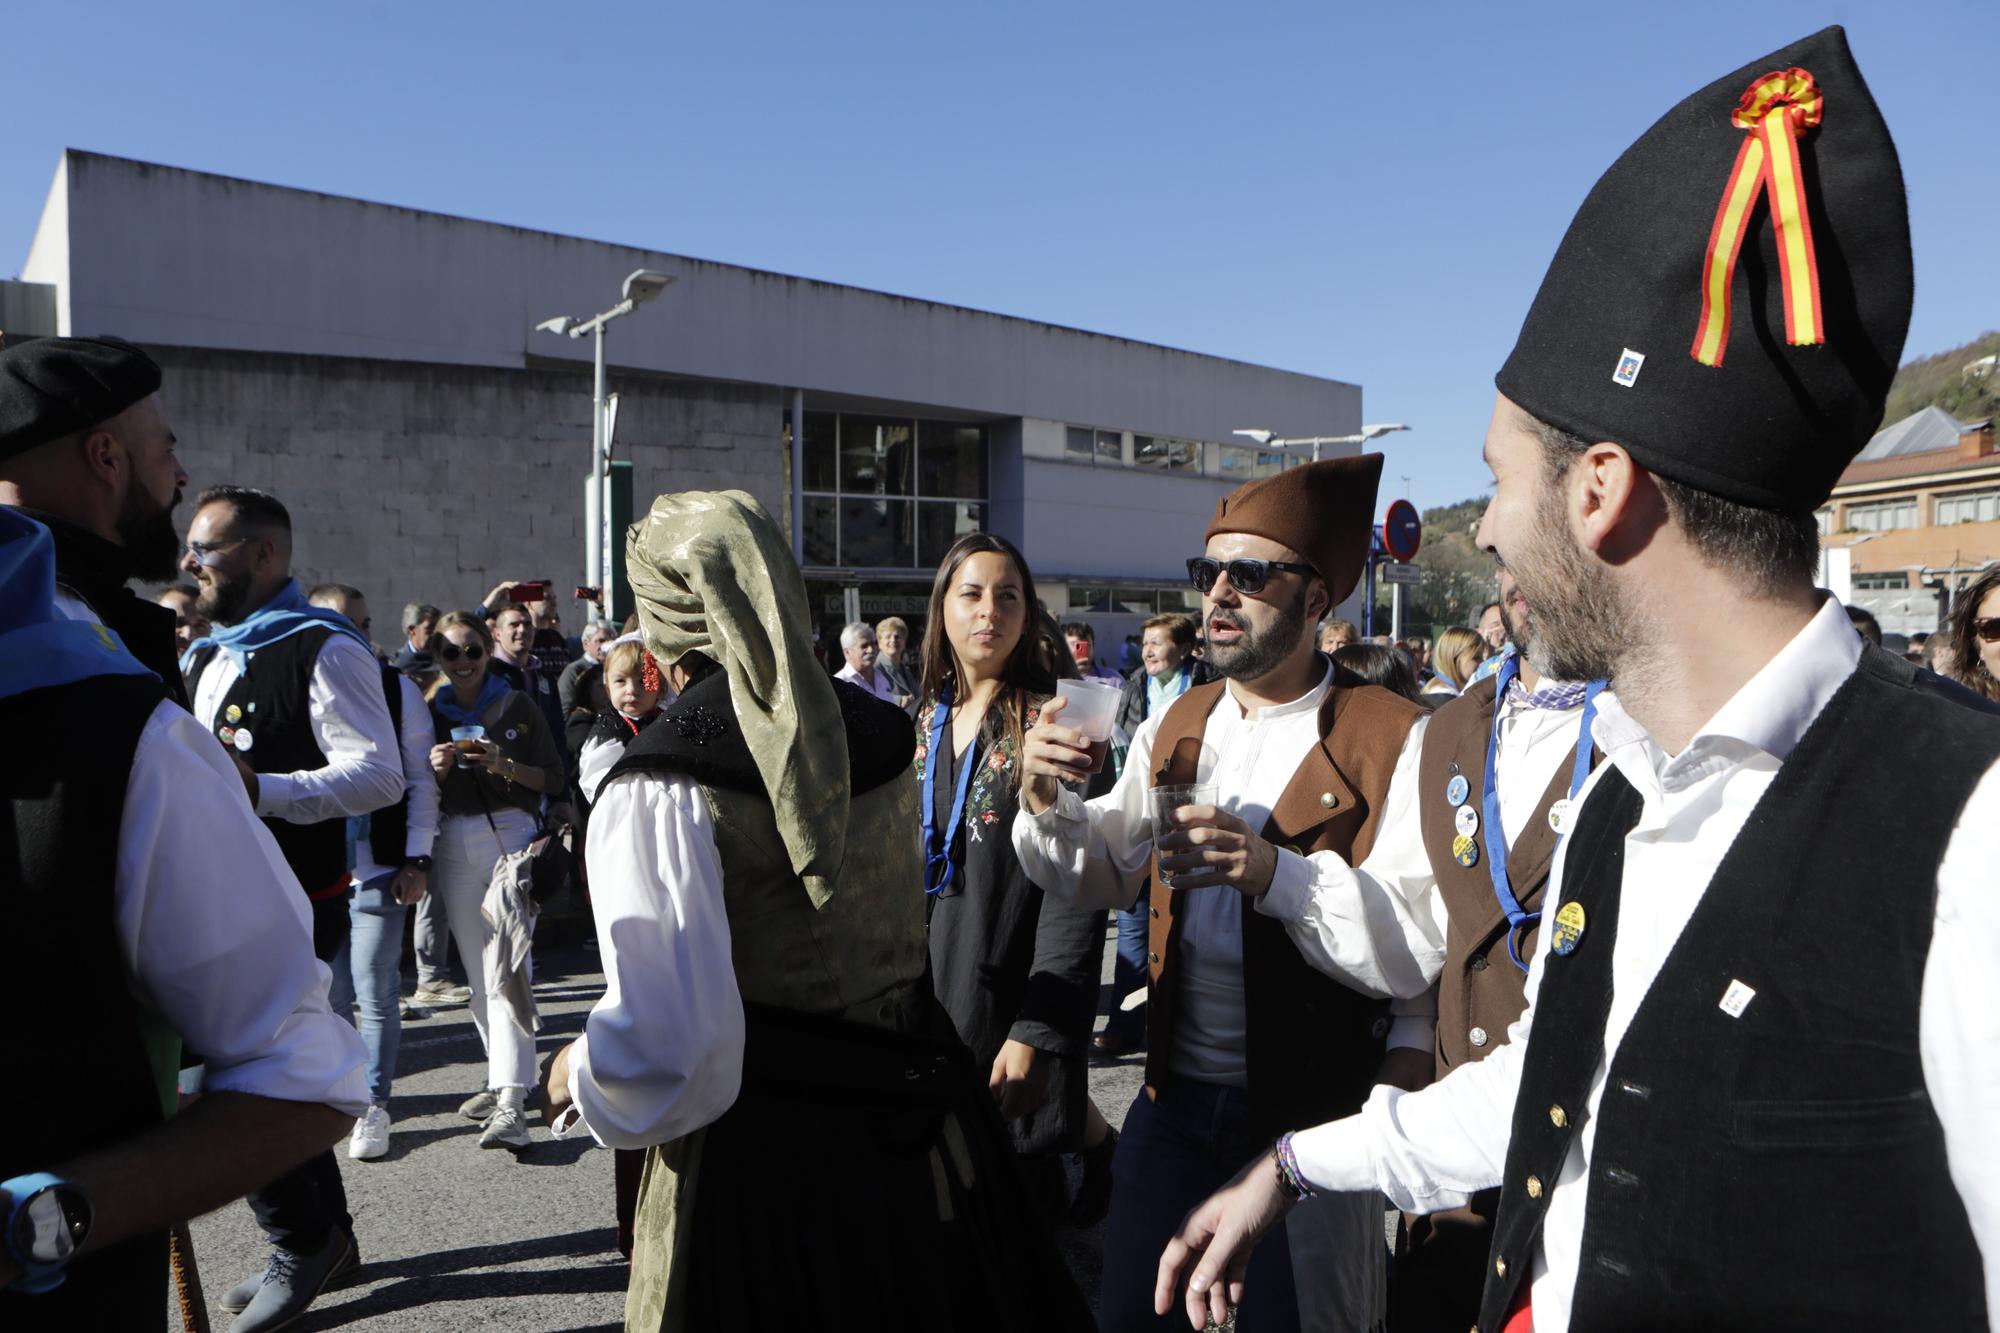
top-left (181, 536), bottom-right (249, 568)
top-left (1976, 617), bottom-right (2000, 644)
top-left (438, 643), bottom-right (486, 663)
top-left (1187, 557), bottom-right (1318, 596)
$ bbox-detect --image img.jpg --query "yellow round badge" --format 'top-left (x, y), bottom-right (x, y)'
top-left (1452, 831), bottom-right (1479, 868)
top-left (1551, 900), bottom-right (1588, 956)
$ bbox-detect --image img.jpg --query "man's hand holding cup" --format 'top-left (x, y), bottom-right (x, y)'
top-left (1153, 793), bottom-right (1280, 901)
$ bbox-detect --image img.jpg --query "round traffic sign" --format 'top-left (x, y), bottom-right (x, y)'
top-left (1382, 499), bottom-right (1422, 562)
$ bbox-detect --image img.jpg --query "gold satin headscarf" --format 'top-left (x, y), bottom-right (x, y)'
top-left (625, 490), bottom-right (849, 908)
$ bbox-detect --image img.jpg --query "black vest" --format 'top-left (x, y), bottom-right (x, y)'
top-left (1480, 648), bottom-right (1998, 1331)
top-left (1, 674), bottom-right (171, 1330)
top-left (186, 629), bottom-right (347, 896)
top-left (366, 663), bottom-right (409, 868)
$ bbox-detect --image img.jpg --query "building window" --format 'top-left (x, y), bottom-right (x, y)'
top-left (1133, 435), bottom-right (1202, 472)
top-left (839, 416), bottom-right (914, 496)
top-left (1065, 426), bottom-right (1125, 464)
top-left (789, 409), bottom-right (988, 569)
top-left (1851, 572), bottom-right (1909, 591)
top-left (1844, 499), bottom-right (1916, 532)
top-left (1217, 444), bottom-right (1288, 480)
top-left (1815, 507), bottom-right (1833, 536)
top-left (1935, 489), bottom-right (2000, 526)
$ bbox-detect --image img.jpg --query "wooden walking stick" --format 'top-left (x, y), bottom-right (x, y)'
top-left (169, 1221), bottom-right (210, 1333)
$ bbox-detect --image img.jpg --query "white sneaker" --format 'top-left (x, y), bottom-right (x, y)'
top-left (348, 1104), bottom-right (391, 1161)
top-left (478, 1101), bottom-right (532, 1150)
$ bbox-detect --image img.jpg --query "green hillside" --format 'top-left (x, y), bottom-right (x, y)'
top-left (1882, 331), bottom-right (2000, 426)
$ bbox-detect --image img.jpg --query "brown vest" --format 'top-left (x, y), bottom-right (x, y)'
top-left (1418, 673), bottom-right (1598, 1072)
top-left (1144, 666), bottom-right (1424, 1140)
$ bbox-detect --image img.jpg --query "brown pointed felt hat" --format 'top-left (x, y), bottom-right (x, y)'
top-left (1204, 453), bottom-right (1383, 605)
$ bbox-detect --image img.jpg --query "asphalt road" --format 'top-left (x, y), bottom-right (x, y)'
top-left (175, 927), bottom-right (1150, 1332)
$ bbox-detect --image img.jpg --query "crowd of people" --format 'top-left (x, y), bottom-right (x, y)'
top-left (5, 23), bottom-right (2000, 1333)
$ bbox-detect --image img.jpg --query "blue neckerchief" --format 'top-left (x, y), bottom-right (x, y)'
top-left (1480, 652), bottom-right (1605, 973)
top-left (0, 507), bottom-right (156, 700)
top-left (179, 578), bottom-right (372, 672)
top-left (432, 672), bottom-right (510, 728)
top-left (920, 684), bottom-right (980, 897)
top-left (1145, 660), bottom-right (1193, 719)
top-left (1467, 642), bottom-right (1514, 686)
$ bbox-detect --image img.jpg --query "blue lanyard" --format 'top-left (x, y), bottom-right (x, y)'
top-left (1480, 653), bottom-right (1605, 972)
top-left (921, 685), bottom-right (981, 896)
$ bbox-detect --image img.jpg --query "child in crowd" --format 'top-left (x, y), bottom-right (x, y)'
top-left (576, 636), bottom-right (668, 806)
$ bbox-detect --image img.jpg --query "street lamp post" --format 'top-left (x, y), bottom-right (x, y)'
top-left (535, 268), bottom-right (675, 598)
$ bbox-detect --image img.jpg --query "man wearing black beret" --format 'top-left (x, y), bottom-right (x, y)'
top-left (0, 336), bottom-right (190, 704)
top-left (1158, 26), bottom-right (1999, 1332)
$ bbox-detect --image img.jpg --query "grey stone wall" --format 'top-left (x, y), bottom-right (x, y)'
top-left (154, 347), bottom-right (786, 641)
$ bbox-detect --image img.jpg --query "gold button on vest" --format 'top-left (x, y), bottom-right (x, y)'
top-left (1494, 1256), bottom-right (1508, 1278)
top-left (1526, 1174), bottom-right (1543, 1199)
top-left (1549, 1104), bottom-right (1568, 1129)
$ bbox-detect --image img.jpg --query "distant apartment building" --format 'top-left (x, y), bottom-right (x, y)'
top-left (1819, 406), bottom-right (1999, 634)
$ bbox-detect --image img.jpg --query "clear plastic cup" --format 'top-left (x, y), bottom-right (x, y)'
top-left (1150, 782), bottom-right (1217, 887)
top-left (1054, 677), bottom-right (1121, 774)
top-left (450, 724), bottom-right (486, 756)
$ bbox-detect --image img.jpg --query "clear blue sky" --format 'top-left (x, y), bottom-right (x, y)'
top-left (6, 1), bottom-right (1995, 520)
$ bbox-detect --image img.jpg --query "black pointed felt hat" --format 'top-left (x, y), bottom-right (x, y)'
top-left (1496, 26), bottom-right (1910, 512)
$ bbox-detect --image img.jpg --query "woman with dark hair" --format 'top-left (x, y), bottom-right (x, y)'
top-left (424, 610), bottom-right (566, 1150)
top-left (542, 493), bottom-right (1092, 1330)
top-left (1333, 641), bottom-right (1426, 705)
top-left (1944, 566), bottom-right (2000, 704)
top-left (916, 534), bottom-right (1115, 1225)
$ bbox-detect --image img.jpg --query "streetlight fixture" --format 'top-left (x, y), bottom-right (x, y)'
top-left (534, 268), bottom-right (676, 597)
top-left (1232, 422), bottom-right (1410, 462)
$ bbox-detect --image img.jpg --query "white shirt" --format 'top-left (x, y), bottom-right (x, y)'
top-left (121, 701), bottom-right (371, 1115)
top-left (561, 770), bottom-right (745, 1148)
top-left (350, 673), bottom-right (441, 883)
top-left (1293, 599), bottom-right (2000, 1330)
top-left (1012, 663), bottom-right (1444, 1084)
top-left (1491, 678), bottom-right (1591, 852)
top-left (835, 662), bottom-right (901, 704)
top-left (190, 632), bottom-right (404, 826)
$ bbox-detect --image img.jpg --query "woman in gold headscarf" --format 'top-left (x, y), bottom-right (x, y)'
top-left (540, 490), bottom-right (1091, 1333)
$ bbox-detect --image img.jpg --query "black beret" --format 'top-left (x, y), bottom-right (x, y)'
top-left (1496, 26), bottom-right (1909, 512)
top-left (0, 336), bottom-right (163, 461)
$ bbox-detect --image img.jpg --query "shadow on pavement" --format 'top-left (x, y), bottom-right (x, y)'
top-left (279, 1230), bottom-right (627, 1328)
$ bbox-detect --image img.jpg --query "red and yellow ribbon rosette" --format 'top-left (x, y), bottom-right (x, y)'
top-left (1691, 68), bottom-right (1826, 368)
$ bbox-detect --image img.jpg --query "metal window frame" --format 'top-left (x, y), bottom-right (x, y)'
top-left (792, 409), bottom-right (990, 569)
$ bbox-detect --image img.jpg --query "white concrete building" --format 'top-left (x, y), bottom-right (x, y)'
top-left (8, 150), bottom-right (1366, 661)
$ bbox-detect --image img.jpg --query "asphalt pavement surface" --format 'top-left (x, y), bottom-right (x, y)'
top-left (175, 925), bottom-right (1149, 1332)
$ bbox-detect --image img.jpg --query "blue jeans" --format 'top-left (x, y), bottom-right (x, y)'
top-left (1103, 900), bottom-right (1150, 1045)
top-left (328, 874), bottom-right (406, 1106)
top-left (1099, 1079), bottom-right (1300, 1333)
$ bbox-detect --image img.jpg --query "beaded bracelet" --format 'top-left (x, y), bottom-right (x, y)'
top-left (1272, 1132), bottom-right (1314, 1202)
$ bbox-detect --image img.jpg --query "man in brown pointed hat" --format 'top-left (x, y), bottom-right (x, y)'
top-left (1158, 26), bottom-right (2000, 1333)
top-left (1017, 452), bottom-right (1448, 1333)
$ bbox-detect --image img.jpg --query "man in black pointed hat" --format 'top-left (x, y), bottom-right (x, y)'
top-left (1156, 26), bottom-right (2000, 1333)
top-left (0, 336), bottom-right (190, 704)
